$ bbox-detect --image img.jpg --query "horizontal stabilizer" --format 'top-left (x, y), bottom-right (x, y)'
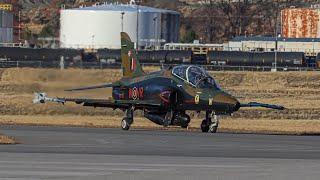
top-left (240, 102), bottom-right (285, 110)
top-left (65, 83), bottom-right (113, 91)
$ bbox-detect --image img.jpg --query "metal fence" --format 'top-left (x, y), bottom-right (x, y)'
top-left (0, 60), bottom-right (318, 71)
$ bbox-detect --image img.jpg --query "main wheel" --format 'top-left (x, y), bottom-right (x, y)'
top-left (200, 119), bottom-right (209, 132)
top-left (209, 123), bottom-right (218, 133)
top-left (180, 114), bottom-right (190, 128)
top-left (121, 118), bottom-right (131, 131)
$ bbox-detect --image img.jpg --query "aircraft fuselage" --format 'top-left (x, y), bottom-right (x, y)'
top-left (112, 69), bottom-right (240, 115)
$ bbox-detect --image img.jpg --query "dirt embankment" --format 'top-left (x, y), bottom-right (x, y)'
top-left (1, 68), bottom-right (320, 120)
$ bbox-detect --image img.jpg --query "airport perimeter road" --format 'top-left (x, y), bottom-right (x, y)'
top-left (0, 126), bottom-right (320, 180)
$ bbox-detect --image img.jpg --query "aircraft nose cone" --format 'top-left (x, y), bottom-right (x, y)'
top-left (215, 92), bottom-right (240, 112)
top-left (233, 101), bottom-right (241, 112)
top-left (225, 94), bottom-right (240, 112)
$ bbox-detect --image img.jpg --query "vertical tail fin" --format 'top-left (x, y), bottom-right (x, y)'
top-left (121, 32), bottom-right (144, 78)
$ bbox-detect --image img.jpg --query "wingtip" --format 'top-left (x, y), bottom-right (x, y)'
top-left (279, 106), bottom-right (286, 110)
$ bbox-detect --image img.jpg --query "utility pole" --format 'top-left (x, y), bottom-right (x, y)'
top-left (136, 1), bottom-right (141, 50)
top-left (121, 12), bottom-right (125, 32)
top-left (18, 11), bottom-right (21, 42)
top-left (273, 0), bottom-right (279, 72)
top-left (153, 16), bottom-right (157, 49)
top-left (274, 28), bottom-right (278, 72)
top-left (313, 38), bottom-right (315, 55)
top-left (91, 35), bottom-right (95, 50)
top-left (238, 0), bottom-right (241, 36)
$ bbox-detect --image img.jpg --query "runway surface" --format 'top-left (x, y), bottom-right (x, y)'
top-left (1, 125), bottom-right (320, 180)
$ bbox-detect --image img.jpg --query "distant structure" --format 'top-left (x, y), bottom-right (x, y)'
top-left (164, 43), bottom-right (223, 55)
top-left (281, 7), bottom-right (320, 38)
top-left (60, 3), bottom-right (180, 49)
top-left (0, 2), bottom-right (13, 44)
top-left (227, 36), bottom-right (320, 57)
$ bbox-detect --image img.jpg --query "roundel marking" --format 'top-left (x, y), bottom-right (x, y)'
top-left (132, 87), bottom-right (138, 100)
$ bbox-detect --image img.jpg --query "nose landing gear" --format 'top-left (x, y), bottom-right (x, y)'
top-left (201, 112), bottom-right (219, 133)
top-left (121, 108), bottom-right (134, 131)
top-left (121, 117), bottom-right (132, 130)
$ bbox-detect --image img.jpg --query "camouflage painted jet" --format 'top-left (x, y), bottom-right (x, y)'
top-left (33, 32), bottom-right (284, 133)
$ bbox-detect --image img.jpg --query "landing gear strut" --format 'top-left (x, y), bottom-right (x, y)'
top-left (121, 108), bottom-right (134, 131)
top-left (201, 111), bottom-right (219, 133)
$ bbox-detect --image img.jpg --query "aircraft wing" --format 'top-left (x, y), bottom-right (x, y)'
top-left (65, 83), bottom-right (113, 91)
top-left (33, 93), bottom-right (161, 109)
top-left (240, 102), bottom-right (285, 110)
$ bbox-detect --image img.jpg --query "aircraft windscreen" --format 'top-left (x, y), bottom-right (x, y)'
top-left (172, 65), bottom-right (188, 81)
top-left (197, 75), bottom-right (220, 89)
top-left (187, 66), bottom-right (206, 86)
top-left (172, 65), bottom-right (220, 89)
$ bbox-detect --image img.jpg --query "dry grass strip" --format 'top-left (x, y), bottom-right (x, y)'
top-left (1, 68), bottom-right (320, 135)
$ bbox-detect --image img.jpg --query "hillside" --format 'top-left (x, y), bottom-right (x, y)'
top-left (15, 0), bottom-right (320, 43)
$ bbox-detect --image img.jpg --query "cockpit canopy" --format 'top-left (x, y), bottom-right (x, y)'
top-left (172, 65), bottom-right (220, 89)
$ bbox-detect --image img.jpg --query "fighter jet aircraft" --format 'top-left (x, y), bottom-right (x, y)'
top-left (33, 32), bottom-right (284, 133)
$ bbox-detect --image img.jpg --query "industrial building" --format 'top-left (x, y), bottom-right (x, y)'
top-left (219, 6), bottom-right (320, 56)
top-left (225, 36), bottom-right (320, 56)
top-left (164, 43), bottom-right (223, 55)
top-left (0, 3), bottom-right (13, 44)
top-left (60, 3), bottom-right (180, 49)
top-left (281, 7), bottom-right (320, 38)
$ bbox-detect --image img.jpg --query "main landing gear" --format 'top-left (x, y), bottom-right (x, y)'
top-left (121, 108), bottom-right (134, 131)
top-left (165, 110), bottom-right (191, 128)
top-left (201, 111), bottom-right (219, 133)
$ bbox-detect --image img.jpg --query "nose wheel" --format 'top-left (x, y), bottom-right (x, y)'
top-left (201, 112), bottom-right (219, 133)
top-left (121, 108), bottom-right (134, 131)
top-left (209, 121), bottom-right (218, 133)
top-left (121, 118), bottom-right (131, 130)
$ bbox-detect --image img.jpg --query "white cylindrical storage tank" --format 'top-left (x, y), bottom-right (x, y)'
top-left (0, 27), bottom-right (12, 43)
top-left (0, 10), bottom-right (13, 44)
top-left (60, 8), bottom-right (137, 49)
top-left (60, 4), bottom-right (180, 49)
top-left (138, 11), bottom-right (161, 47)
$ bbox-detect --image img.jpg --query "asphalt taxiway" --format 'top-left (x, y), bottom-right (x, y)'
top-left (0, 125), bottom-right (320, 180)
